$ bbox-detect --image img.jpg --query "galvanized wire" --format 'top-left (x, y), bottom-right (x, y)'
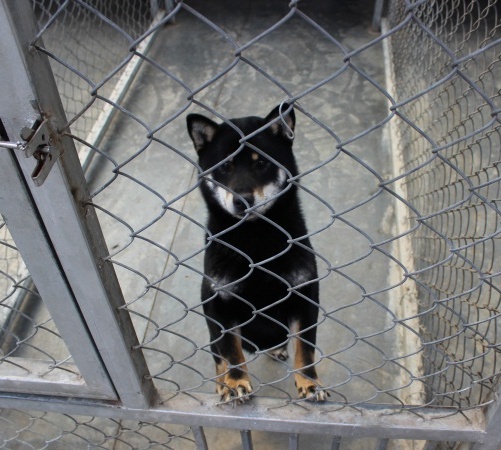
top-left (0, 218), bottom-right (74, 377)
top-left (31, 0), bottom-right (154, 144)
top-left (1, 0), bottom-right (501, 446)
top-left (0, 408), bottom-right (195, 449)
top-left (27, 0), bottom-right (501, 410)
top-left (387, 0), bottom-right (501, 410)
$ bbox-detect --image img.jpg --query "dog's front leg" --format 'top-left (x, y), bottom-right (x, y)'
top-left (292, 318), bottom-right (327, 402)
top-left (208, 321), bottom-right (253, 403)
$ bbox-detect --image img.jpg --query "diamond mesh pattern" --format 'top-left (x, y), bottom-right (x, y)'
top-left (0, 218), bottom-right (74, 379)
top-left (5, 0), bottom-right (499, 424)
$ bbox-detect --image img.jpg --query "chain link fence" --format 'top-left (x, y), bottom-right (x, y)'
top-left (1, 408), bottom-right (196, 449)
top-left (1, 0), bottom-right (500, 448)
top-left (31, 0), bottom-right (154, 142)
top-left (0, 218), bottom-right (75, 383)
top-left (387, 0), bottom-right (501, 411)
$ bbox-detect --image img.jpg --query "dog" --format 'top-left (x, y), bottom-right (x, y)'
top-left (187, 104), bottom-right (326, 403)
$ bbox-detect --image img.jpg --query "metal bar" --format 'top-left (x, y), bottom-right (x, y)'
top-left (0, 140), bottom-right (25, 150)
top-left (0, 147), bottom-right (115, 399)
top-left (191, 426), bottom-right (209, 450)
top-left (165, 0), bottom-right (176, 14)
top-left (330, 436), bottom-right (342, 450)
top-left (149, 0), bottom-right (159, 16)
top-left (0, 392), bottom-right (487, 444)
top-left (376, 438), bottom-right (389, 450)
top-left (149, 0), bottom-right (176, 17)
top-left (422, 442), bottom-right (438, 450)
top-left (0, 358), bottom-right (113, 399)
top-left (288, 433), bottom-right (299, 450)
top-left (0, 0), bottom-right (154, 408)
top-left (241, 430), bottom-right (254, 450)
top-left (372, 0), bottom-right (385, 32)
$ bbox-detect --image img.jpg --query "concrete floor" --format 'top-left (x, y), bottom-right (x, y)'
top-left (87, 0), bottom-right (406, 407)
top-left (3, 0), bottom-right (420, 448)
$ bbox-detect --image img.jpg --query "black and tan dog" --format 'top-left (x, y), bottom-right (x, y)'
top-left (187, 104), bottom-right (326, 403)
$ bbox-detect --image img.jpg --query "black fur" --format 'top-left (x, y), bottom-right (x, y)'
top-left (187, 105), bottom-right (325, 402)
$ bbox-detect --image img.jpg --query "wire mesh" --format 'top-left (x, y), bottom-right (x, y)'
top-left (387, 0), bottom-right (501, 410)
top-left (0, 2), bottom-right (498, 446)
top-left (0, 217), bottom-right (75, 379)
top-left (0, 408), bottom-right (195, 449)
top-left (0, 407), bottom-right (429, 450)
top-left (31, 0), bottom-right (154, 147)
top-left (22, 0), bottom-right (501, 416)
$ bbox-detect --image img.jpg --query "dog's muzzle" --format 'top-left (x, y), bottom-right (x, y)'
top-left (232, 193), bottom-right (254, 216)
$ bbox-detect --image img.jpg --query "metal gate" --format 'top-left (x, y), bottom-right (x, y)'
top-left (0, 0), bottom-right (500, 449)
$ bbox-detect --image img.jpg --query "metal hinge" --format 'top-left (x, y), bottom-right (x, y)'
top-left (0, 119), bottom-right (60, 186)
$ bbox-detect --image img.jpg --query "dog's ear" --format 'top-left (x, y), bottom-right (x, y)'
top-left (265, 103), bottom-right (296, 140)
top-left (187, 114), bottom-right (219, 152)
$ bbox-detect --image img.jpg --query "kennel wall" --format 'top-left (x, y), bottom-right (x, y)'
top-left (387, 0), bottom-right (501, 411)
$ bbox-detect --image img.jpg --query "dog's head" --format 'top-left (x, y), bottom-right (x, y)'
top-left (187, 104), bottom-right (297, 220)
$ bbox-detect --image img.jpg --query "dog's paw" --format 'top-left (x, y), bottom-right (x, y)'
top-left (295, 377), bottom-right (329, 402)
top-left (266, 346), bottom-right (289, 361)
top-left (217, 377), bottom-right (253, 404)
top-left (299, 385), bottom-right (329, 402)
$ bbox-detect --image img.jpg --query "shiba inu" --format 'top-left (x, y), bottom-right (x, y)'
top-left (187, 104), bottom-right (326, 403)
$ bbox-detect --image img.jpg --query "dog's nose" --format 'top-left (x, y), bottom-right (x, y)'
top-left (233, 194), bottom-right (254, 214)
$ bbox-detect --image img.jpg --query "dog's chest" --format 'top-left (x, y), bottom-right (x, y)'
top-left (209, 267), bottom-right (312, 302)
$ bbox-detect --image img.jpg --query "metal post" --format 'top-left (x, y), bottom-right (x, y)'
top-left (288, 433), bottom-right (299, 450)
top-left (372, 0), bottom-right (385, 32)
top-left (191, 426), bottom-right (209, 450)
top-left (472, 386), bottom-right (501, 450)
top-left (241, 430), bottom-right (254, 450)
top-left (376, 438), bottom-right (389, 450)
top-left (330, 436), bottom-right (342, 450)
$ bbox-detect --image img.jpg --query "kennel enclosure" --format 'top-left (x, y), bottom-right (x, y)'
top-left (0, 0), bottom-right (501, 448)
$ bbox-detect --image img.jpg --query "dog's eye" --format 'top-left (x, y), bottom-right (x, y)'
top-left (255, 159), bottom-right (271, 170)
top-left (219, 161), bottom-right (233, 174)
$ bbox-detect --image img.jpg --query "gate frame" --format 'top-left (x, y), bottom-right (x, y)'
top-left (0, 148), bottom-right (117, 400)
top-left (0, 0), bottom-right (501, 448)
top-left (0, 0), bottom-right (154, 409)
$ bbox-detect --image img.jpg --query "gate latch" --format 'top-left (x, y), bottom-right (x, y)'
top-left (0, 119), bottom-right (60, 187)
